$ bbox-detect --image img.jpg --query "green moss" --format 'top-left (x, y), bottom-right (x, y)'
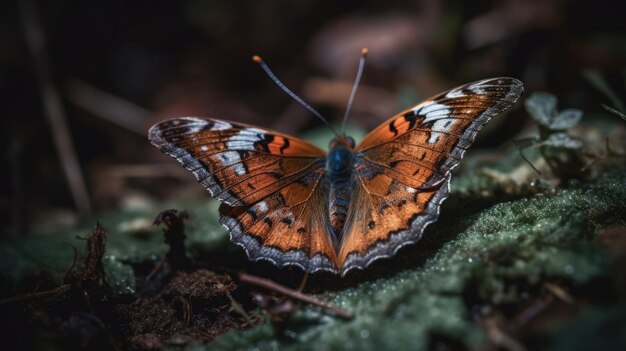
top-left (206, 171), bottom-right (625, 351)
top-left (0, 204), bottom-right (229, 294)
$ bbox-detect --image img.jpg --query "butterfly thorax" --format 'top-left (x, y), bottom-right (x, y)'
top-left (326, 134), bottom-right (356, 241)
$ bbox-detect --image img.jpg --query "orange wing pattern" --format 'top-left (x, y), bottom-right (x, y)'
top-left (337, 78), bottom-right (524, 273)
top-left (149, 117), bottom-right (338, 273)
top-left (149, 77), bottom-right (523, 276)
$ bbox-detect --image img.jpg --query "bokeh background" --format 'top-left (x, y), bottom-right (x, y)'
top-left (2, 0), bottom-right (624, 235)
top-left (2, 1), bottom-right (626, 350)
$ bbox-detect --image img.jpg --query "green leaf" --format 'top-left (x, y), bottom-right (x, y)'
top-left (542, 133), bottom-right (583, 149)
top-left (524, 92), bottom-right (557, 128)
top-left (550, 109), bottom-right (583, 130)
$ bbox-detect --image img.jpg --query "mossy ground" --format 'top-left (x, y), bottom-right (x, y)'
top-left (205, 168), bottom-right (626, 351)
top-left (1, 125), bottom-right (625, 350)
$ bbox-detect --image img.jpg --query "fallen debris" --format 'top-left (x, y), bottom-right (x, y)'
top-left (238, 272), bottom-right (353, 320)
top-left (153, 209), bottom-right (192, 271)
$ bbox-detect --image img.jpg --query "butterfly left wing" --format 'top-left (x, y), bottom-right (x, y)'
top-left (337, 78), bottom-right (524, 274)
top-left (149, 117), bottom-right (339, 273)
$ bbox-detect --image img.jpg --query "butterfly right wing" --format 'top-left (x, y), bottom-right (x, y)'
top-left (337, 78), bottom-right (524, 274)
top-left (149, 117), bottom-right (339, 273)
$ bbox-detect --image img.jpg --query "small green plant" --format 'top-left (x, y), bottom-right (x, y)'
top-left (515, 92), bottom-right (591, 181)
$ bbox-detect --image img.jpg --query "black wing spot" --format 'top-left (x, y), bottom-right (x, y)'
top-left (397, 199), bottom-right (407, 208)
top-left (389, 160), bottom-right (401, 168)
top-left (238, 150), bottom-right (250, 159)
top-left (368, 221), bottom-right (376, 229)
top-left (200, 121), bottom-right (217, 131)
top-left (279, 138), bottom-right (290, 154)
top-left (461, 87), bottom-right (473, 95)
top-left (276, 192), bottom-right (286, 206)
top-left (389, 120), bottom-right (398, 137)
top-left (297, 227), bottom-right (306, 234)
top-left (246, 208), bottom-right (257, 220)
top-left (404, 112), bottom-right (419, 130)
top-left (281, 218), bottom-right (293, 226)
top-left (254, 134), bottom-right (275, 153)
top-left (263, 218), bottom-right (273, 227)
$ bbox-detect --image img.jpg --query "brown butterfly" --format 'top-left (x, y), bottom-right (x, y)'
top-left (149, 51), bottom-right (523, 276)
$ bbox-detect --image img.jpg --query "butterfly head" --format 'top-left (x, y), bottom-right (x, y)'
top-left (329, 134), bottom-right (356, 150)
top-left (327, 134), bottom-right (355, 176)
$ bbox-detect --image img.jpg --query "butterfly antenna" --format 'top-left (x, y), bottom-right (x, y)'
top-left (340, 48), bottom-right (368, 134)
top-left (253, 55), bottom-right (338, 136)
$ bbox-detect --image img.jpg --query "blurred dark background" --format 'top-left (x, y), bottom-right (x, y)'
top-left (1, 0), bottom-right (625, 236)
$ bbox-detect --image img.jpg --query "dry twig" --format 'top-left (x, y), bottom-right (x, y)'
top-left (238, 272), bottom-right (353, 320)
top-left (19, 0), bottom-right (92, 217)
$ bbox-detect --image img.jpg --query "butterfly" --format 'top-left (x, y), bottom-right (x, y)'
top-left (149, 59), bottom-right (523, 276)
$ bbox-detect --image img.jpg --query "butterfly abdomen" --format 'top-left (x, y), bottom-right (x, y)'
top-left (326, 145), bottom-right (355, 239)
